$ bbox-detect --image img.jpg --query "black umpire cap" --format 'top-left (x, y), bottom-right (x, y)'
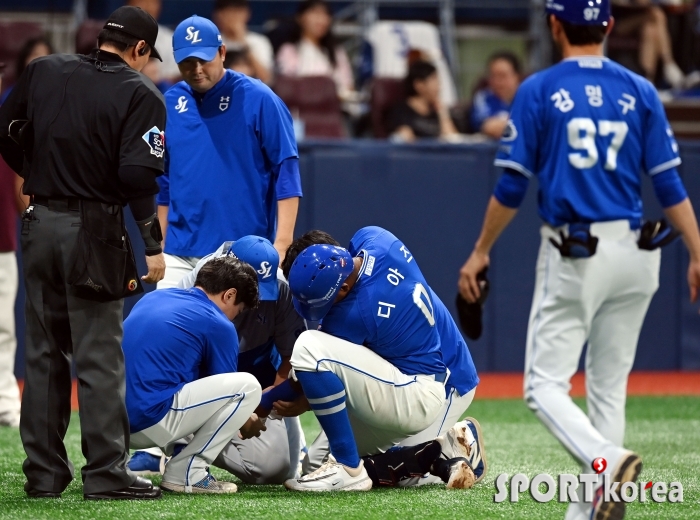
top-left (103, 6), bottom-right (162, 61)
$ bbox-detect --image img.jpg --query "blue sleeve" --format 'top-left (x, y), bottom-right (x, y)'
top-left (320, 303), bottom-right (369, 346)
top-left (348, 226), bottom-right (390, 256)
top-left (274, 157), bottom-right (303, 200)
top-left (493, 168), bottom-right (530, 208)
top-left (493, 77), bottom-right (539, 178)
top-left (643, 85), bottom-right (682, 176)
top-left (651, 168), bottom-right (688, 208)
top-left (203, 320), bottom-right (239, 376)
top-left (156, 171), bottom-right (170, 206)
top-left (259, 89), bottom-right (299, 166)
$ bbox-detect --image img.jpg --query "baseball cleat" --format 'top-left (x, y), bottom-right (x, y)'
top-left (127, 451), bottom-right (166, 476)
top-left (438, 418), bottom-right (488, 483)
top-left (464, 417), bottom-right (487, 483)
top-left (591, 451), bottom-right (642, 520)
top-left (284, 455), bottom-right (372, 492)
top-left (445, 457), bottom-right (476, 489)
top-left (161, 473), bottom-right (237, 494)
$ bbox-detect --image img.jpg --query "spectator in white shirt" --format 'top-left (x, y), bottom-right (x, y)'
top-left (276, 0), bottom-right (354, 101)
top-left (127, 0), bottom-right (180, 83)
top-left (214, 0), bottom-right (274, 84)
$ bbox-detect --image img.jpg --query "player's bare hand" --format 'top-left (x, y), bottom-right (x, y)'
top-left (688, 259), bottom-right (700, 309)
top-left (459, 250), bottom-right (490, 303)
top-left (272, 396), bottom-right (311, 417)
top-left (239, 413), bottom-right (267, 439)
top-left (142, 253), bottom-right (166, 284)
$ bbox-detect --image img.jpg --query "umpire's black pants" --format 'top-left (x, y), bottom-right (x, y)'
top-left (20, 202), bottom-right (134, 494)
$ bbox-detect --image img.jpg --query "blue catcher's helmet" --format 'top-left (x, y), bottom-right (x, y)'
top-left (546, 0), bottom-right (610, 26)
top-left (288, 244), bottom-right (355, 321)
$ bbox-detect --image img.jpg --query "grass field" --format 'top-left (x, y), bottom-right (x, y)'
top-left (0, 397), bottom-right (698, 519)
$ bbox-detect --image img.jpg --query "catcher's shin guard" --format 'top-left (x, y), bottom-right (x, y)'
top-left (362, 440), bottom-right (442, 487)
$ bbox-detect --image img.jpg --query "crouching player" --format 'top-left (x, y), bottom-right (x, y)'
top-left (123, 257), bottom-right (264, 493)
top-left (129, 236), bottom-right (307, 483)
top-left (279, 229), bottom-right (486, 488)
top-left (270, 227), bottom-right (483, 490)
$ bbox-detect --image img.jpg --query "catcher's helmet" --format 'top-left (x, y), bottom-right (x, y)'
top-left (288, 244), bottom-right (354, 321)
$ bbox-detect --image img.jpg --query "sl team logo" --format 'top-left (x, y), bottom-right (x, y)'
top-left (494, 458), bottom-right (683, 505)
top-left (142, 126), bottom-right (164, 158)
top-left (257, 261), bottom-right (273, 279)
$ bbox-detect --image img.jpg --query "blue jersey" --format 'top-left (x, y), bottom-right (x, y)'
top-left (495, 57), bottom-right (680, 228)
top-left (123, 288), bottom-right (239, 433)
top-left (320, 227), bottom-right (446, 377)
top-left (471, 88), bottom-right (511, 131)
top-left (158, 70), bottom-right (301, 257)
top-left (429, 289), bottom-right (479, 396)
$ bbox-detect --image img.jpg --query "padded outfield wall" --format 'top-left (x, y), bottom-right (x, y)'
top-left (12, 140), bottom-right (700, 377)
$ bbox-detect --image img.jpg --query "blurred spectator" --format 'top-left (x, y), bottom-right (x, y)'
top-left (0, 37), bottom-right (53, 104)
top-left (612, 0), bottom-right (686, 88)
top-left (0, 63), bottom-right (28, 428)
top-left (214, 0), bottom-right (273, 84)
top-left (127, 0), bottom-right (180, 83)
top-left (224, 49), bottom-right (256, 78)
top-left (389, 60), bottom-right (458, 142)
top-left (471, 51), bottom-right (521, 139)
top-left (276, 0), bottom-right (355, 101)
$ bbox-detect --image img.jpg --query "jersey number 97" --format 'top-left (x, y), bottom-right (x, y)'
top-left (567, 117), bottom-right (629, 171)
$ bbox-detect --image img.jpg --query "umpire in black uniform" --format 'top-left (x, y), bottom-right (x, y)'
top-left (0, 6), bottom-right (168, 500)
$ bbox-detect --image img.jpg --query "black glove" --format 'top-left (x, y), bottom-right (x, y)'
top-left (455, 267), bottom-right (489, 340)
top-left (638, 219), bottom-right (680, 251)
top-left (549, 224), bottom-right (598, 258)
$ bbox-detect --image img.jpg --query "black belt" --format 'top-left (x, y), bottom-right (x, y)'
top-left (33, 196), bottom-right (80, 212)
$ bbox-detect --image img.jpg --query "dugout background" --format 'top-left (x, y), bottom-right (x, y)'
top-left (12, 141), bottom-right (700, 377)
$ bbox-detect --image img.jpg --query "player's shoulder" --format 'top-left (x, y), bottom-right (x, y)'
top-left (164, 80), bottom-right (190, 101)
top-left (227, 69), bottom-right (275, 99)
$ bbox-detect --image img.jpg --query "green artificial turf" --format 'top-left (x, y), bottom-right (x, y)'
top-left (0, 397), bottom-right (697, 519)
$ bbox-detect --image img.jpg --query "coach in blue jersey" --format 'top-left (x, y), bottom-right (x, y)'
top-left (124, 256), bottom-right (264, 493)
top-left (459, 1), bottom-right (700, 518)
top-left (156, 15), bottom-right (301, 288)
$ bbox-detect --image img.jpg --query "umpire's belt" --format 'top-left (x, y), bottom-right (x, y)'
top-left (33, 196), bottom-right (80, 212)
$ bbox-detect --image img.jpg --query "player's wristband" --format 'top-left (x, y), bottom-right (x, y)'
top-left (259, 380), bottom-right (301, 413)
top-left (135, 213), bottom-right (163, 256)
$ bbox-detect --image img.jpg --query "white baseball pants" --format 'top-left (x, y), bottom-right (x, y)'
top-left (157, 253), bottom-right (201, 289)
top-left (129, 372), bottom-right (261, 488)
top-left (291, 330), bottom-right (446, 457)
top-left (524, 220), bottom-right (659, 472)
top-left (0, 252), bottom-right (20, 426)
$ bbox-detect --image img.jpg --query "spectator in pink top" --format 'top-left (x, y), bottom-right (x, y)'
top-left (276, 0), bottom-right (354, 100)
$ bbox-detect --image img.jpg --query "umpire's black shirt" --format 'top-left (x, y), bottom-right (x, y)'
top-left (0, 49), bottom-right (166, 204)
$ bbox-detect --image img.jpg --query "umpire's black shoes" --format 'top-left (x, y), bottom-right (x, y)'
top-left (24, 482), bottom-right (61, 498)
top-left (84, 476), bottom-right (162, 500)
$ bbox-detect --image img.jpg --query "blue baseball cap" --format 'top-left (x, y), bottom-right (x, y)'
top-left (230, 236), bottom-right (279, 301)
top-left (546, 0), bottom-right (610, 26)
top-left (288, 244), bottom-right (355, 322)
top-left (173, 15), bottom-right (223, 64)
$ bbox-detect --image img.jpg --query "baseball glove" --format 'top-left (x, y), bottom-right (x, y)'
top-left (455, 267), bottom-right (489, 340)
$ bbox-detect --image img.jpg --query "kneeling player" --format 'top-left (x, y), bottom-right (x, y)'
top-left (123, 257), bottom-right (264, 493)
top-left (128, 237), bottom-right (307, 483)
top-left (273, 227), bottom-right (481, 491)
top-left (279, 229), bottom-right (486, 488)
